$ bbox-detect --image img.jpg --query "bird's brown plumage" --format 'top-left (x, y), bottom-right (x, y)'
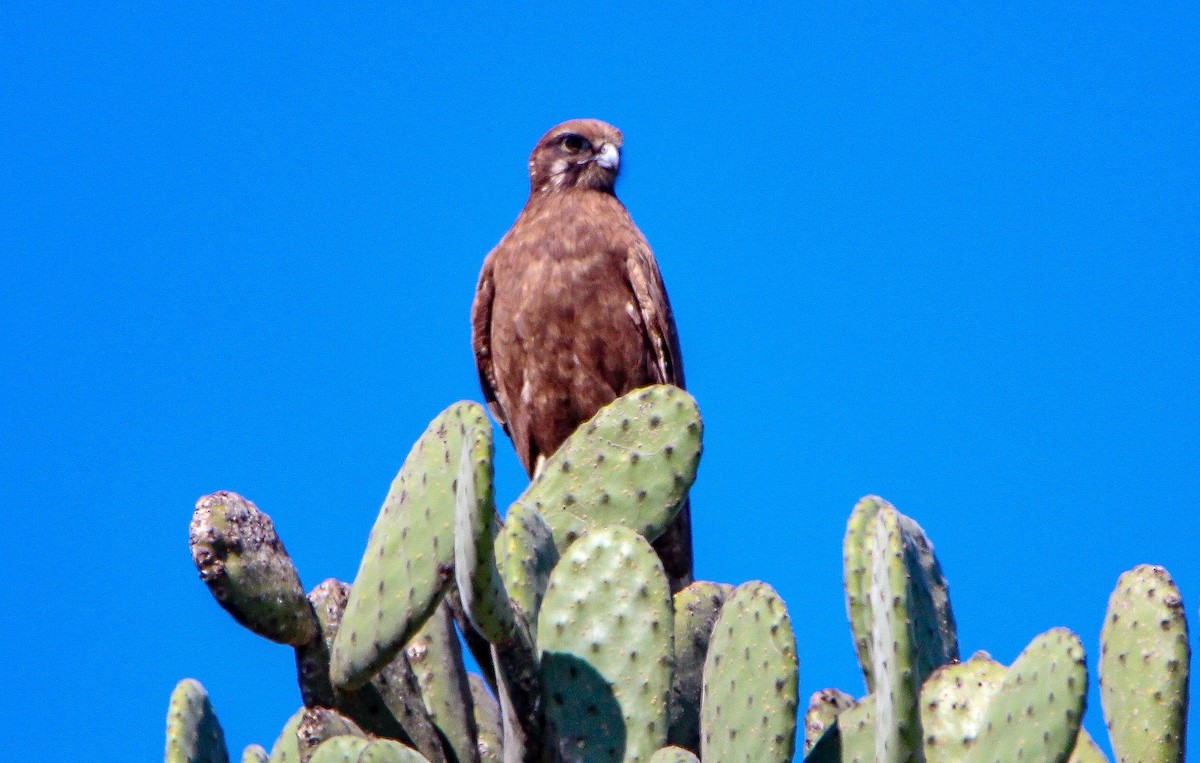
top-left (471, 119), bottom-right (693, 588)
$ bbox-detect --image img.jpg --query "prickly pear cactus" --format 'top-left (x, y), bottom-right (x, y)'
top-left (647, 748), bottom-right (700, 763)
top-left (537, 525), bottom-right (674, 763)
top-left (844, 497), bottom-right (881, 693)
top-left (468, 674), bottom-right (504, 763)
top-left (174, 387), bottom-right (1189, 763)
top-left (358, 740), bottom-right (432, 763)
top-left (307, 736), bottom-right (370, 763)
top-left (963, 628), bottom-right (1088, 763)
top-left (190, 492), bottom-right (317, 646)
top-left (241, 745), bottom-right (269, 763)
top-left (454, 411), bottom-right (515, 647)
top-left (1068, 730), bottom-right (1109, 763)
top-left (165, 679), bottom-right (229, 763)
top-left (804, 693), bottom-right (875, 763)
top-left (406, 601), bottom-right (479, 763)
top-left (494, 501), bottom-right (558, 634)
top-left (919, 652), bottom-right (1005, 763)
top-left (291, 576), bottom-right (448, 760)
top-left (669, 581), bottom-right (732, 753)
top-left (846, 497), bottom-right (958, 763)
top-left (331, 402), bottom-right (487, 690)
top-left (804, 689), bottom-right (855, 755)
top-left (516, 384), bottom-right (701, 552)
top-left (267, 708), bottom-right (304, 763)
top-left (296, 707), bottom-right (367, 760)
top-left (844, 497), bottom-right (957, 699)
top-left (1099, 564), bottom-right (1189, 763)
top-left (867, 506), bottom-right (922, 763)
top-left (700, 581), bottom-right (798, 763)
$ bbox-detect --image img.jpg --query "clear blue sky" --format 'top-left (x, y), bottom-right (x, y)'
top-left (2, 4), bottom-right (1196, 760)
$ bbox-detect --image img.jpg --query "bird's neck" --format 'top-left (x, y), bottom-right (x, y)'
top-left (530, 181), bottom-right (617, 198)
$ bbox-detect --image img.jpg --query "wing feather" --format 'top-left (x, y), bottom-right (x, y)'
top-left (626, 240), bottom-right (685, 388)
top-left (470, 257), bottom-right (512, 437)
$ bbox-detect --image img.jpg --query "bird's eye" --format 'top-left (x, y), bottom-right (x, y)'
top-left (560, 134), bottom-right (591, 153)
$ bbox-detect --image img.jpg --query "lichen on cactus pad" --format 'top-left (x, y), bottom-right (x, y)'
top-left (190, 491), bottom-right (318, 646)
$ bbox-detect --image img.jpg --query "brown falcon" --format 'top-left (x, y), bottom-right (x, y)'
top-left (471, 118), bottom-right (693, 589)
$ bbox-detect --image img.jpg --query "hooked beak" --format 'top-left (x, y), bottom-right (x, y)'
top-left (593, 142), bottom-right (620, 171)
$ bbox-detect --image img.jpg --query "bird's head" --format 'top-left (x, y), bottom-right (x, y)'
top-left (528, 119), bottom-right (623, 194)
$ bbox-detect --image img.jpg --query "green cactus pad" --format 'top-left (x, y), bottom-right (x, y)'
top-left (190, 492), bottom-right (318, 646)
top-left (165, 679), bottom-right (230, 763)
top-left (700, 581), bottom-right (799, 763)
top-left (851, 695), bottom-right (877, 763)
top-left (515, 385), bottom-right (702, 551)
top-left (468, 674), bottom-right (504, 763)
top-left (669, 581), bottom-right (733, 753)
top-left (867, 506), bottom-right (923, 763)
top-left (495, 501), bottom-right (558, 635)
top-left (357, 740), bottom-right (432, 763)
top-left (802, 693), bottom-right (876, 763)
top-left (647, 747), bottom-right (700, 763)
top-left (1067, 729), bottom-right (1109, 763)
top-left (840, 498), bottom-right (958, 763)
top-left (919, 651), bottom-right (1005, 763)
top-left (844, 497), bottom-right (884, 692)
top-left (963, 628), bottom-right (1088, 763)
top-left (454, 414), bottom-right (515, 644)
top-left (242, 745), bottom-right (269, 763)
top-left (1099, 564), bottom-right (1189, 763)
top-left (268, 708), bottom-right (305, 763)
top-left (844, 497), bottom-right (957, 697)
top-left (897, 511), bottom-right (958, 676)
top-left (405, 600), bottom-right (479, 763)
top-left (331, 402), bottom-right (487, 690)
top-left (307, 736), bottom-right (370, 763)
top-left (804, 689), bottom-right (855, 755)
top-left (307, 738), bottom-right (432, 763)
top-left (538, 525), bottom-right (674, 763)
top-left (837, 696), bottom-right (877, 763)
